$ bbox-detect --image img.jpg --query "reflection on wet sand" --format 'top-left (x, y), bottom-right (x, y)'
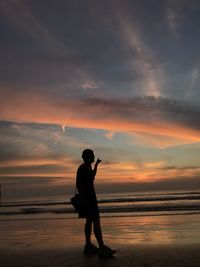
top-left (1, 213), bottom-right (200, 251)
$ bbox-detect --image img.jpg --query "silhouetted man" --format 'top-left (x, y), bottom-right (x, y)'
top-left (76, 149), bottom-right (116, 257)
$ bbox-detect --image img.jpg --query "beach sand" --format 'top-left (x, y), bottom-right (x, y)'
top-left (1, 213), bottom-right (200, 266)
top-left (1, 244), bottom-right (200, 267)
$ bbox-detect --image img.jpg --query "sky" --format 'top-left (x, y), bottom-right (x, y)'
top-left (0, 0), bottom-right (200, 200)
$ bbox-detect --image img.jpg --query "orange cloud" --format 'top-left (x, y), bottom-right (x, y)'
top-left (96, 161), bottom-right (200, 184)
top-left (1, 151), bottom-right (200, 186)
top-left (1, 88), bottom-right (200, 147)
top-left (0, 155), bottom-right (77, 180)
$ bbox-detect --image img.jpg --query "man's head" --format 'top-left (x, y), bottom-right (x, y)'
top-left (82, 149), bottom-right (95, 164)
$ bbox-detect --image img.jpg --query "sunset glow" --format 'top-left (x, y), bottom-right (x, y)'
top-left (1, 0), bottom-right (200, 198)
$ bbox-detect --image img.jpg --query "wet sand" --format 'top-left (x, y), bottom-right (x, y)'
top-left (1, 213), bottom-right (200, 266)
top-left (1, 244), bottom-right (200, 267)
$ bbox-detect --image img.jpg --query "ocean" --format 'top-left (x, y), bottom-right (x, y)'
top-left (1, 190), bottom-right (200, 219)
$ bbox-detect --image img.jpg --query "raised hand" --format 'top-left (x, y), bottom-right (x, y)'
top-left (96, 158), bottom-right (101, 165)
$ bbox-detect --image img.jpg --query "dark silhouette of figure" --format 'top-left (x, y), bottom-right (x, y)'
top-left (76, 149), bottom-right (116, 257)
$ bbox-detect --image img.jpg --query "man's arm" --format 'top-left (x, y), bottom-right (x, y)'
top-left (93, 158), bottom-right (101, 177)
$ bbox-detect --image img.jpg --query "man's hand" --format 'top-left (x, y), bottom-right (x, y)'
top-left (96, 158), bottom-right (101, 165)
top-left (93, 158), bottom-right (101, 178)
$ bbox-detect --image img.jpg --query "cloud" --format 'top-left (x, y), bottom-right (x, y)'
top-left (186, 67), bottom-right (200, 99)
top-left (166, 0), bottom-right (198, 37)
top-left (1, 87), bottom-right (200, 147)
top-left (130, 132), bottom-right (198, 148)
top-left (0, 156), bottom-right (76, 177)
top-left (166, 3), bottom-right (181, 36)
top-left (1, 118), bottom-right (200, 185)
top-left (0, 0), bottom-right (63, 52)
top-left (104, 131), bottom-right (116, 140)
top-left (0, 120), bottom-right (87, 169)
top-left (116, 11), bottom-right (164, 97)
top-left (96, 160), bottom-right (200, 184)
top-left (2, 150), bottom-right (199, 186)
top-left (0, 0), bottom-right (105, 102)
top-left (82, 83), bottom-right (98, 90)
top-left (96, 175), bottom-right (200, 193)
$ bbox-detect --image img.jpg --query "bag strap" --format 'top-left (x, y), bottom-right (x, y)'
top-left (75, 179), bottom-right (78, 195)
top-left (75, 176), bottom-right (79, 195)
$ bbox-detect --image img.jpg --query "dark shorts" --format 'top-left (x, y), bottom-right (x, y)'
top-left (78, 199), bottom-right (100, 219)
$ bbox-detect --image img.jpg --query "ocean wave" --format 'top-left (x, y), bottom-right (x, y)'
top-left (1, 191), bottom-right (200, 216)
top-left (2, 191), bottom-right (200, 208)
top-left (1, 203), bottom-right (200, 216)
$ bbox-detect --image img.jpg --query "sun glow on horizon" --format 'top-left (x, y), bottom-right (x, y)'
top-left (1, 0), bottom-right (200, 196)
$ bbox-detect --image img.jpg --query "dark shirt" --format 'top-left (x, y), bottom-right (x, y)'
top-left (76, 163), bottom-right (99, 218)
top-left (76, 163), bottom-right (97, 201)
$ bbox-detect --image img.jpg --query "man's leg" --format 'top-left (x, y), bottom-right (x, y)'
top-left (93, 217), bottom-right (104, 248)
top-left (93, 217), bottom-right (117, 257)
top-left (85, 218), bottom-right (92, 245)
